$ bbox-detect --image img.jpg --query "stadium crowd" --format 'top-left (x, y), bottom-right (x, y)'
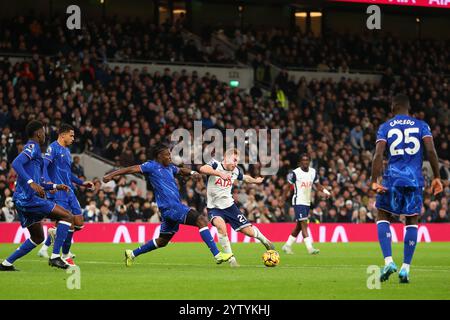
top-left (0, 15), bottom-right (233, 64)
top-left (0, 17), bottom-right (448, 224)
top-left (2, 15), bottom-right (449, 73)
top-left (221, 26), bottom-right (450, 74)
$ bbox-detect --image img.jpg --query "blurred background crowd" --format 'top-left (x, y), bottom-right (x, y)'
top-left (0, 15), bottom-right (448, 224)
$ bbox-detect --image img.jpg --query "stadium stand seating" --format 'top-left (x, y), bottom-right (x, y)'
top-left (0, 16), bottom-right (448, 224)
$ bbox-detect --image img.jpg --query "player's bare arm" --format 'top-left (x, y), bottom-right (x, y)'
top-left (102, 165), bottom-right (142, 183)
top-left (71, 172), bottom-right (95, 191)
top-left (29, 182), bottom-right (45, 198)
top-left (243, 175), bottom-right (264, 184)
top-left (73, 174), bottom-right (95, 190)
top-left (371, 140), bottom-right (388, 193)
top-left (42, 183), bottom-right (71, 192)
top-left (423, 136), bottom-right (443, 195)
top-left (82, 181), bottom-right (95, 190)
top-left (314, 182), bottom-right (331, 198)
top-left (199, 164), bottom-right (231, 180)
top-left (178, 166), bottom-right (199, 177)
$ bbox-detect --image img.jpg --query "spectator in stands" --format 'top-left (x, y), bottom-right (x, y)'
top-left (71, 156), bottom-right (85, 177)
top-left (434, 209), bottom-right (449, 223)
top-left (345, 199), bottom-right (355, 214)
top-left (83, 200), bottom-right (101, 222)
top-left (352, 206), bottom-right (373, 223)
top-left (1, 197), bottom-right (16, 222)
top-left (324, 207), bottom-right (338, 223)
top-left (95, 190), bottom-right (109, 209)
top-left (423, 201), bottom-right (439, 223)
top-left (142, 200), bottom-right (155, 222)
top-left (103, 141), bottom-right (121, 163)
top-left (350, 125), bottom-right (365, 155)
top-left (114, 201), bottom-right (129, 222)
top-left (127, 201), bottom-right (143, 222)
top-left (119, 147), bottom-right (135, 167)
top-left (124, 180), bottom-right (143, 199)
top-left (99, 203), bottom-right (112, 223)
top-left (337, 200), bottom-right (354, 222)
top-left (0, 160), bottom-right (8, 176)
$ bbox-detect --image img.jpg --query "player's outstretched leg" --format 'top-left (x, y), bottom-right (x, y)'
top-left (241, 225), bottom-right (275, 251)
top-left (0, 223), bottom-right (46, 271)
top-left (48, 205), bottom-right (74, 269)
top-left (399, 216), bottom-right (419, 284)
top-left (212, 217), bottom-right (238, 267)
top-left (186, 210), bottom-right (233, 264)
top-left (124, 234), bottom-right (173, 267)
top-left (37, 226), bottom-right (56, 258)
top-left (377, 210), bottom-right (397, 282)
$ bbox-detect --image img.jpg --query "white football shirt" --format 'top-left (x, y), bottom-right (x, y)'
top-left (287, 167), bottom-right (318, 206)
top-left (206, 159), bottom-right (243, 209)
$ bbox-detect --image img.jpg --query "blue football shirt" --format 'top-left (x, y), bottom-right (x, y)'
top-left (376, 114), bottom-right (432, 187)
top-left (140, 160), bottom-right (181, 210)
top-left (43, 141), bottom-right (74, 191)
top-left (13, 140), bottom-right (44, 201)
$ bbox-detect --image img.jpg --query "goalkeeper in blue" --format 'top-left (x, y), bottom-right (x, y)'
top-left (371, 94), bottom-right (443, 284)
top-left (102, 144), bottom-right (233, 266)
top-left (0, 121), bottom-right (73, 271)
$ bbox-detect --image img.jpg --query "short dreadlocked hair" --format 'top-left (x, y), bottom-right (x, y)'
top-left (25, 120), bottom-right (44, 139)
top-left (151, 143), bottom-right (170, 159)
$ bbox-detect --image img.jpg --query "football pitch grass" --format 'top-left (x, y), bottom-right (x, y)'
top-left (0, 242), bottom-right (449, 300)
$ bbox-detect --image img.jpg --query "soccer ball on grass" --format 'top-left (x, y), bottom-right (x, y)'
top-left (262, 250), bottom-right (280, 267)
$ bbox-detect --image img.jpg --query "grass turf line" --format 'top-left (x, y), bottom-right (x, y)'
top-left (0, 242), bottom-right (449, 300)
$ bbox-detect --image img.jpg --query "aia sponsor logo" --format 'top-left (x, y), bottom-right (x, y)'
top-left (215, 178), bottom-right (232, 187)
top-left (299, 181), bottom-right (313, 188)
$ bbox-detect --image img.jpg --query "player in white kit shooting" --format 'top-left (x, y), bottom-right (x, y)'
top-left (282, 153), bottom-right (331, 255)
top-left (199, 148), bottom-right (275, 267)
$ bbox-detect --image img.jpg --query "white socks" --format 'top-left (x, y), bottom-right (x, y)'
top-left (51, 253), bottom-right (60, 259)
top-left (40, 245), bottom-right (49, 251)
top-left (401, 263), bottom-right (410, 272)
top-left (385, 256), bottom-right (394, 265)
top-left (218, 233), bottom-right (232, 254)
top-left (2, 260), bottom-right (12, 266)
top-left (285, 235), bottom-right (314, 252)
top-left (286, 235), bottom-right (296, 246)
top-left (304, 237), bottom-right (313, 251)
top-left (384, 258), bottom-right (410, 272)
top-left (252, 226), bottom-right (270, 245)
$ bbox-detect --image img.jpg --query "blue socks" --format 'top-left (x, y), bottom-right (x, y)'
top-left (62, 230), bottom-right (74, 255)
top-left (44, 233), bottom-right (52, 247)
top-left (403, 225), bottom-right (418, 264)
top-left (133, 239), bottom-right (158, 257)
top-left (52, 221), bottom-right (71, 255)
top-left (199, 227), bottom-right (220, 256)
top-left (5, 239), bottom-right (38, 264)
top-left (132, 227), bottom-right (220, 259)
top-left (377, 220), bottom-right (392, 259)
top-left (378, 220), bottom-right (419, 270)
